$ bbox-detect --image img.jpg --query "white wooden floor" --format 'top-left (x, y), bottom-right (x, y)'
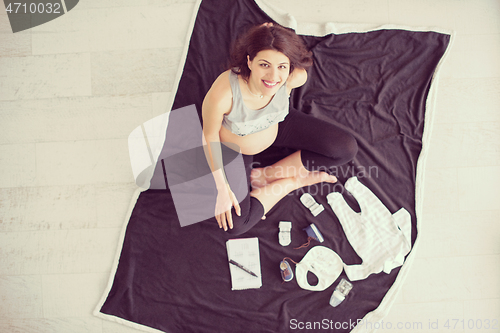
top-left (0, 1), bottom-right (498, 332)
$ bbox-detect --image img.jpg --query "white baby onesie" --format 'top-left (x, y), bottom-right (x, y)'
top-left (326, 177), bottom-right (412, 281)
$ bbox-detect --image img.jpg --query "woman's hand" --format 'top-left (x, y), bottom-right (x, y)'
top-left (261, 22), bottom-right (273, 28)
top-left (215, 185), bottom-right (241, 231)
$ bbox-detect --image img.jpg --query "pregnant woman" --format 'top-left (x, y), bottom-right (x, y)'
top-left (202, 23), bottom-right (357, 235)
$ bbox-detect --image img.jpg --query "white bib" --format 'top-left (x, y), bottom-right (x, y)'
top-left (295, 246), bottom-right (343, 291)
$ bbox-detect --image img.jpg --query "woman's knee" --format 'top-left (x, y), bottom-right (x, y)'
top-left (341, 132), bottom-right (358, 162)
top-left (225, 210), bottom-right (251, 235)
top-left (329, 130), bottom-right (358, 158)
top-left (302, 132), bottom-right (358, 169)
top-left (225, 197), bottom-right (265, 235)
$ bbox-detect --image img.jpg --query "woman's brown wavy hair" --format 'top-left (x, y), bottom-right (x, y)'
top-left (228, 23), bottom-right (313, 82)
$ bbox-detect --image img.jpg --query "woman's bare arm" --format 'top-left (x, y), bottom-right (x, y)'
top-left (202, 72), bottom-right (232, 188)
top-left (201, 71), bottom-right (241, 230)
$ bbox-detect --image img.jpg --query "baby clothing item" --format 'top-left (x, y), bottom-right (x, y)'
top-left (326, 177), bottom-right (412, 281)
top-left (278, 221), bottom-right (292, 246)
top-left (295, 246), bottom-right (343, 291)
top-left (222, 70), bottom-right (289, 136)
top-left (280, 259), bottom-right (294, 282)
top-left (300, 193), bottom-right (324, 216)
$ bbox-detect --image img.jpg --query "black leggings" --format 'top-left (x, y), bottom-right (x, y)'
top-left (226, 109), bottom-right (358, 235)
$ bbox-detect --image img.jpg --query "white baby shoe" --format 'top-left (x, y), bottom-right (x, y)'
top-left (300, 193), bottom-right (324, 217)
top-left (278, 221), bottom-right (292, 246)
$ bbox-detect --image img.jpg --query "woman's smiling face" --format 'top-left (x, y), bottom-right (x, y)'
top-left (247, 49), bottom-right (290, 96)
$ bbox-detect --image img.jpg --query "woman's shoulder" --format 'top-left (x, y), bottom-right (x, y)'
top-left (203, 70), bottom-right (233, 115)
top-left (286, 68), bottom-right (308, 95)
top-left (208, 70), bottom-right (233, 98)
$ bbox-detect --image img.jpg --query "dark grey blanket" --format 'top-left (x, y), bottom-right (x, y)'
top-left (96, 0), bottom-right (451, 332)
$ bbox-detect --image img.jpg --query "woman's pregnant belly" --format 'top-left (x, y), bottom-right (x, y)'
top-left (219, 124), bottom-right (279, 155)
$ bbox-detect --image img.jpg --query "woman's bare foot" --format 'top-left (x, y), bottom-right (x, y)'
top-left (295, 171), bottom-right (337, 188)
top-left (251, 167), bottom-right (336, 190)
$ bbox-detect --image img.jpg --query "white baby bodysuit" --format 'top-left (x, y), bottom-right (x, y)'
top-left (326, 177), bottom-right (412, 281)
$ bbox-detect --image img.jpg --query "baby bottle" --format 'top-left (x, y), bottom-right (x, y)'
top-left (329, 278), bottom-right (353, 307)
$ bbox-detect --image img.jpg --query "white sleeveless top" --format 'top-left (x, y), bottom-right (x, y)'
top-left (222, 70), bottom-right (289, 136)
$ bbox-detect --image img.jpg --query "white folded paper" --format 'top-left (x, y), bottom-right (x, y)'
top-left (226, 238), bottom-right (262, 290)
